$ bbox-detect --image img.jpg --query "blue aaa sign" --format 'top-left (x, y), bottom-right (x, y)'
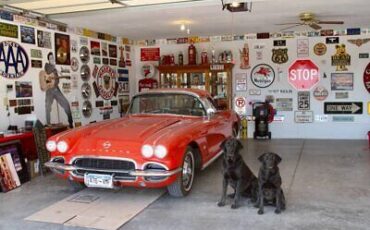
top-left (0, 41), bottom-right (29, 79)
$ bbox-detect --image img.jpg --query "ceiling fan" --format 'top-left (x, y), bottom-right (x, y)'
top-left (276, 12), bottom-right (344, 31)
top-left (109, 0), bottom-right (128, 6)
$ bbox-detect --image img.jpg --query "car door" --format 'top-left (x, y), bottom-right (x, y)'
top-left (200, 97), bottom-right (228, 161)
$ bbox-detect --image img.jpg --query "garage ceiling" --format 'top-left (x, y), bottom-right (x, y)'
top-left (1, 0), bottom-right (370, 40)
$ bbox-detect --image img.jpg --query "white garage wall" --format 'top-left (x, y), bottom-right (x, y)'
top-left (134, 35), bottom-right (370, 139)
top-left (0, 18), bottom-right (133, 131)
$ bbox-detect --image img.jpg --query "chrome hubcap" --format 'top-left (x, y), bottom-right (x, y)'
top-left (182, 151), bottom-right (194, 191)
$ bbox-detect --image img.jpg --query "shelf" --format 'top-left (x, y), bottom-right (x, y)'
top-left (157, 63), bottom-right (234, 72)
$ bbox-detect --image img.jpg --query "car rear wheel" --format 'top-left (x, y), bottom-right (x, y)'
top-left (167, 147), bottom-right (195, 197)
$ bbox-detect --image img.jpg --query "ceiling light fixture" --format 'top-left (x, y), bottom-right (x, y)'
top-left (221, 0), bottom-right (252, 13)
top-left (180, 24), bottom-right (186, 31)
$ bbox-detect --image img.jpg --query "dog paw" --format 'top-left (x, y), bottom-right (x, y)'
top-left (275, 209), bottom-right (281, 214)
top-left (258, 209), bottom-right (264, 215)
top-left (231, 203), bottom-right (239, 209)
top-left (217, 201), bottom-right (225, 207)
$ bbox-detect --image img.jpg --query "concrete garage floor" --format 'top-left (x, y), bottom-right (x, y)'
top-left (1, 139), bottom-right (369, 230)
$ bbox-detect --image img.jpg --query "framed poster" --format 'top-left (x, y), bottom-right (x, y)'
top-left (0, 141), bottom-right (29, 192)
top-left (15, 81), bottom-right (33, 98)
top-left (331, 73), bottom-right (353, 90)
top-left (37, 30), bottom-right (51, 49)
top-left (54, 33), bottom-right (71, 65)
top-left (108, 44), bottom-right (117, 58)
top-left (297, 38), bottom-right (309, 57)
top-left (20, 26), bottom-right (35, 44)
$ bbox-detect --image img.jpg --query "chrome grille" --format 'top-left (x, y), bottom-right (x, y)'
top-left (72, 158), bottom-right (136, 181)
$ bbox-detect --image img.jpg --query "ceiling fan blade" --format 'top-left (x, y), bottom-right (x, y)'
top-left (280, 24), bottom-right (303, 31)
top-left (109, 0), bottom-right (127, 6)
top-left (317, 20), bottom-right (344, 25)
top-left (275, 23), bottom-right (301, 26)
top-left (309, 23), bottom-right (322, 30)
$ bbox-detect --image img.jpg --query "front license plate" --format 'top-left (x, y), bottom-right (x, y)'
top-left (84, 173), bottom-right (113, 189)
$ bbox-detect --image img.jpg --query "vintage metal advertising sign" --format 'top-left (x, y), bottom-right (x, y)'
top-left (324, 102), bottom-right (363, 114)
top-left (297, 39), bottom-right (309, 57)
top-left (141, 48), bottom-right (160, 61)
top-left (0, 41), bottom-right (29, 79)
top-left (326, 37), bottom-right (339, 44)
top-left (275, 98), bottom-right (293, 111)
top-left (347, 38), bottom-right (370, 47)
top-left (332, 44), bottom-right (351, 71)
top-left (294, 111), bottom-right (313, 123)
top-left (297, 91), bottom-right (310, 110)
top-left (251, 64), bottom-right (275, 88)
top-left (288, 59), bottom-right (320, 90)
top-left (271, 48), bottom-right (288, 64)
top-left (273, 40), bottom-right (286, 46)
top-left (313, 43), bottom-right (327, 56)
top-left (363, 62), bottom-right (370, 93)
top-left (332, 116), bottom-right (354, 122)
top-left (93, 65), bottom-right (118, 100)
top-left (0, 22), bottom-right (18, 38)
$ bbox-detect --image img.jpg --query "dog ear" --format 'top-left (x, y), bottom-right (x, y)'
top-left (236, 139), bottom-right (243, 151)
top-left (274, 153), bottom-right (282, 164)
top-left (258, 153), bottom-right (267, 162)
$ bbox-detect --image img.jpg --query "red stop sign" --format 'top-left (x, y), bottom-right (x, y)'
top-left (288, 59), bottom-right (320, 90)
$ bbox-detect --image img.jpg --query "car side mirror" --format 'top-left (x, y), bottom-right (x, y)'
top-left (206, 108), bottom-right (215, 120)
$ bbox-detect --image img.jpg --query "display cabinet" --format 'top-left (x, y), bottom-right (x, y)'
top-left (157, 63), bottom-right (234, 109)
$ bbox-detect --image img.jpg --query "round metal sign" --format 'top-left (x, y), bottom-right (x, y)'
top-left (363, 62), bottom-right (370, 93)
top-left (250, 64), bottom-right (275, 88)
top-left (313, 85), bottom-right (329, 101)
top-left (313, 43), bottom-right (327, 56)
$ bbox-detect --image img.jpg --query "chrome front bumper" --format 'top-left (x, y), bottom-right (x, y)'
top-left (44, 161), bottom-right (182, 177)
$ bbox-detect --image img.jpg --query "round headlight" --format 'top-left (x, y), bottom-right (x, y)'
top-left (46, 140), bottom-right (57, 152)
top-left (141, 145), bottom-right (154, 158)
top-left (154, 145), bottom-right (168, 159)
top-left (56, 141), bottom-right (69, 153)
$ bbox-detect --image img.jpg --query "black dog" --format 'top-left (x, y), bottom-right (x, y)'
top-left (218, 137), bottom-right (258, 209)
top-left (255, 152), bottom-right (286, 214)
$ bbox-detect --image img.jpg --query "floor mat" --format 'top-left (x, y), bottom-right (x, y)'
top-left (25, 188), bottom-right (165, 230)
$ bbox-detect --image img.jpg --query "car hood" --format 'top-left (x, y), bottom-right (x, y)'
top-left (72, 115), bottom-right (186, 151)
top-left (94, 115), bottom-right (182, 141)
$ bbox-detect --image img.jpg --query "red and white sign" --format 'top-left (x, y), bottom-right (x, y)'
top-left (93, 65), bottom-right (118, 100)
top-left (288, 59), bottom-right (320, 90)
top-left (234, 96), bottom-right (247, 116)
top-left (140, 48), bottom-right (160, 61)
top-left (363, 62), bottom-right (370, 93)
top-left (138, 78), bottom-right (158, 92)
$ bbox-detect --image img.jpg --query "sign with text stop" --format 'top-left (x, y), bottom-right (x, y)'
top-left (288, 59), bottom-right (320, 90)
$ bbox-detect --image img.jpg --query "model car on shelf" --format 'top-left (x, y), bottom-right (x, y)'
top-left (45, 88), bottom-right (240, 197)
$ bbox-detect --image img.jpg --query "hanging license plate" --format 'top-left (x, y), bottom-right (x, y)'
top-left (84, 173), bottom-right (113, 188)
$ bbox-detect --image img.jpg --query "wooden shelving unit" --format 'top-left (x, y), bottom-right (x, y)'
top-left (157, 63), bottom-right (234, 109)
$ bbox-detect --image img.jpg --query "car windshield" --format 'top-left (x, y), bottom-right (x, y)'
top-left (129, 93), bottom-right (206, 116)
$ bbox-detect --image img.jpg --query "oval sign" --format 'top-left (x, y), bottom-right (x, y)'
top-left (364, 62), bottom-right (370, 93)
top-left (0, 41), bottom-right (29, 79)
top-left (313, 85), bottom-right (329, 101)
top-left (251, 64), bottom-right (275, 88)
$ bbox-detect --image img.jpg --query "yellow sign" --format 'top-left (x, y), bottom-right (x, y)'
top-left (368, 102), bottom-right (370, 115)
top-left (0, 22), bottom-right (18, 38)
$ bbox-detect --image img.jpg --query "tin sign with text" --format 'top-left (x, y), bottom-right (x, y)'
top-left (234, 96), bottom-right (247, 116)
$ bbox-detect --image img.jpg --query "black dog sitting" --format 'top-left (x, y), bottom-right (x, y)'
top-left (255, 152), bottom-right (286, 214)
top-left (218, 137), bottom-right (258, 209)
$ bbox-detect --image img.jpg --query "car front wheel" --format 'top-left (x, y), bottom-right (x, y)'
top-left (167, 147), bottom-right (195, 197)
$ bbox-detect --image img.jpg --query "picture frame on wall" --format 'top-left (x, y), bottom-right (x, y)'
top-left (331, 73), bottom-right (354, 90)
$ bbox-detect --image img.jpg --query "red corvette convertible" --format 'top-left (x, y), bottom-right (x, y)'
top-left (45, 88), bottom-right (240, 197)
